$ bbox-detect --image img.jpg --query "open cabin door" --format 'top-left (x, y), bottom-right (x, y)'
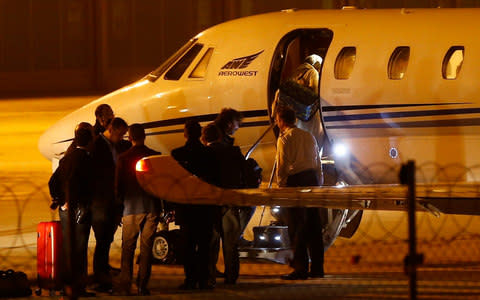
top-left (266, 29), bottom-right (363, 244)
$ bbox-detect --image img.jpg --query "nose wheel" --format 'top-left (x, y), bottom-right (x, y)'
top-left (152, 230), bottom-right (181, 264)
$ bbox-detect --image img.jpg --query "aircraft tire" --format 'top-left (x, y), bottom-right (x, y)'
top-left (152, 230), bottom-right (179, 265)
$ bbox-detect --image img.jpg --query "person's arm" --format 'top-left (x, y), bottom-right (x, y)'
top-left (304, 69), bottom-right (319, 93)
top-left (114, 156), bottom-right (126, 207)
top-left (112, 156), bottom-right (126, 225)
top-left (48, 164), bottom-right (64, 208)
top-left (276, 136), bottom-right (289, 187)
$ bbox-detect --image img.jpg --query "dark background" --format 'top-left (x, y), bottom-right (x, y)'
top-left (0, 0), bottom-right (479, 96)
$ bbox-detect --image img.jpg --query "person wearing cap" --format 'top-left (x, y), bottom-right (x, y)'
top-left (290, 54), bottom-right (323, 92)
top-left (291, 54), bottom-right (325, 153)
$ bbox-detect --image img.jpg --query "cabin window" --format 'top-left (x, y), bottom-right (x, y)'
top-left (442, 46), bottom-right (464, 80)
top-left (189, 48), bottom-right (214, 78)
top-left (334, 47), bottom-right (356, 79)
top-left (388, 47), bottom-right (410, 80)
top-left (148, 38), bottom-right (197, 81)
top-left (164, 43), bottom-right (204, 80)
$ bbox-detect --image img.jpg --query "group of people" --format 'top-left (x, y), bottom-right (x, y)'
top-left (49, 104), bottom-right (161, 297)
top-left (48, 105), bottom-right (260, 296)
top-left (171, 108), bottom-right (260, 290)
top-left (48, 52), bottom-right (326, 298)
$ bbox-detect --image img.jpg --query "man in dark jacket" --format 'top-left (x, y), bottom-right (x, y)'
top-left (114, 124), bottom-right (160, 296)
top-left (52, 124), bottom-right (95, 297)
top-left (90, 117), bottom-right (128, 291)
top-left (203, 122), bottom-right (243, 285)
top-left (171, 120), bottom-right (217, 290)
top-left (214, 108), bottom-right (255, 247)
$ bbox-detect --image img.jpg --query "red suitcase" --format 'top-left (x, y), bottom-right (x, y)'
top-left (36, 221), bottom-right (63, 296)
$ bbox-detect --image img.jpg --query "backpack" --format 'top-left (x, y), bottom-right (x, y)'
top-left (48, 167), bottom-right (65, 207)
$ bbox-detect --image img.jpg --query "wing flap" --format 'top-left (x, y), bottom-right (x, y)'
top-left (136, 155), bottom-right (480, 215)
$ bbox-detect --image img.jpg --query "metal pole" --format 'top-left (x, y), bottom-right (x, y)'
top-left (401, 160), bottom-right (417, 300)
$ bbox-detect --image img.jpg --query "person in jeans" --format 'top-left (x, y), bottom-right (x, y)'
top-left (52, 124), bottom-right (95, 297)
top-left (275, 106), bottom-right (324, 280)
top-left (114, 124), bottom-right (160, 296)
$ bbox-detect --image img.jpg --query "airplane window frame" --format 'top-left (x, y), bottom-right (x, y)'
top-left (164, 43), bottom-right (204, 81)
top-left (334, 47), bottom-right (356, 80)
top-left (388, 46), bottom-right (410, 80)
top-left (147, 38), bottom-right (197, 82)
top-left (189, 47), bottom-right (214, 79)
top-left (442, 46), bottom-right (464, 80)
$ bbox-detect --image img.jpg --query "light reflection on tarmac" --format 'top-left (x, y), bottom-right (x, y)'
top-left (1, 96), bottom-right (480, 299)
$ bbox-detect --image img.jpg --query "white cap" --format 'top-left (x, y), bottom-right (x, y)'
top-left (305, 54), bottom-right (323, 69)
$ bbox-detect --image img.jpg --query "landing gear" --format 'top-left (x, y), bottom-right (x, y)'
top-left (152, 229), bottom-right (182, 264)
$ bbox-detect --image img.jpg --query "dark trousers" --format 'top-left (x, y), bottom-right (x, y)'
top-left (91, 208), bottom-right (117, 285)
top-left (286, 169), bottom-right (324, 275)
top-left (209, 207), bottom-right (241, 284)
top-left (59, 209), bottom-right (90, 291)
top-left (118, 213), bottom-right (158, 290)
top-left (181, 211), bottom-right (214, 287)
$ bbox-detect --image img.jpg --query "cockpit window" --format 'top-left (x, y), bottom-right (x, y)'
top-left (442, 46), bottom-right (464, 80)
top-left (334, 47), bottom-right (356, 79)
top-left (189, 48), bottom-right (214, 79)
top-left (388, 46), bottom-right (410, 80)
top-left (147, 38), bottom-right (197, 82)
top-left (164, 43), bottom-right (204, 80)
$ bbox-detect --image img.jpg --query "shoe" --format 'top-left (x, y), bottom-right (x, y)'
top-left (224, 279), bottom-right (237, 285)
top-left (281, 272), bottom-right (308, 280)
top-left (138, 287), bottom-right (150, 296)
top-left (199, 282), bottom-right (215, 290)
top-left (112, 289), bottom-right (131, 296)
top-left (108, 265), bottom-right (121, 275)
top-left (215, 269), bottom-right (225, 278)
top-left (238, 238), bottom-right (253, 248)
top-left (178, 282), bottom-right (197, 290)
top-left (93, 283), bottom-right (113, 293)
top-left (78, 290), bottom-right (96, 297)
top-left (309, 272), bottom-right (324, 278)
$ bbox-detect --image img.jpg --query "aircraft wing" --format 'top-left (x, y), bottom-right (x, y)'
top-left (136, 155), bottom-right (480, 216)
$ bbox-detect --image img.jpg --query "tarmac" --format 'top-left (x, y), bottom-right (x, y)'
top-left (14, 261), bottom-right (480, 299)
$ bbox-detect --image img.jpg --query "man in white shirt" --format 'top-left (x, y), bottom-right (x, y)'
top-left (275, 106), bottom-right (324, 280)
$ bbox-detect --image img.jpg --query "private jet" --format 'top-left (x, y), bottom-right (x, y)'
top-left (39, 7), bottom-right (480, 262)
